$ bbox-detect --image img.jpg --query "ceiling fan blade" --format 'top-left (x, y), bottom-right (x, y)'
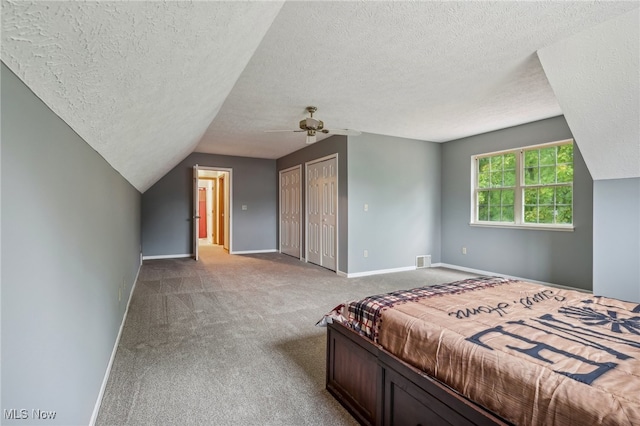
top-left (324, 129), bottom-right (362, 136)
top-left (305, 134), bottom-right (317, 144)
top-left (264, 129), bottom-right (306, 133)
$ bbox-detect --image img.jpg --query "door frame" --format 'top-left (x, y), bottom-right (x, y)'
top-left (279, 164), bottom-right (303, 259)
top-left (304, 153), bottom-right (339, 273)
top-left (193, 165), bottom-right (233, 259)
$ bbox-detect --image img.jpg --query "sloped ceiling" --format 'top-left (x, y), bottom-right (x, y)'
top-left (2, 1), bottom-right (638, 192)
top-left (538, 9), bottom-right (640, 180)
top-left (1, 0), bottom-right (284, 191)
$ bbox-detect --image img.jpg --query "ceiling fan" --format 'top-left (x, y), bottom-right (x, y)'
top-left (265, 106), bottom-right (361, 144)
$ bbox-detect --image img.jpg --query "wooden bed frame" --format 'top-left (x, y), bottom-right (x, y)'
top-left (326, 321), bottom-right (512, 426)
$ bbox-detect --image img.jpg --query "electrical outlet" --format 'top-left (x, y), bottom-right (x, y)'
top-left (462, 247), bottom-right (467, 255)
top-left (364, 249), bottom-right (368, 258)
top-left (364, 203), bottom-right (368, 212)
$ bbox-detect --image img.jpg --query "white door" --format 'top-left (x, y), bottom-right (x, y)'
top-left (280, 166), bottom-right (302, 258)
top-left (321, 160), bottom-right (337, 270)
top-left (192, 164), bottom-right (199, 261)
top-left (307, 157), bottom-right (337, 271)
top-left (307, 163), bottom-right (322, 266)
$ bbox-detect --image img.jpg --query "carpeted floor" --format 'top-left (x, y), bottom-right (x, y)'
top-left (96, 245), bottom-right (478, 425)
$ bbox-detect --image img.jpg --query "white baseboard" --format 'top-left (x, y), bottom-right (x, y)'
top-left (344, 265), bottom-right (417, 278)
top-left (89, 262), bottom-right (141, 425)
top-left (231, 249), bottom-right (278, 255)
top-left (432, 263), bottom-right (588, 293)
top-left (143, 250), bottom-right (280, 259)
top-left (336, 270), bottom-right (348, 278)
top-left (142, 254), bottom-right (191, 260)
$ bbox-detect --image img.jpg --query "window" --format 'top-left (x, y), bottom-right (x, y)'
top-left (472, 140), bottom-right (574, 230)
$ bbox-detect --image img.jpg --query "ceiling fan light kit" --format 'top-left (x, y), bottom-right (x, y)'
top-left (300, 117), bottom-right (323, 131)
top-left (305, 133), bottom-right (317, 144)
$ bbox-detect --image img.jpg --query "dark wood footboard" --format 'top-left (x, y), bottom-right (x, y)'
top-left (326, 322), bottom-right (511, 426)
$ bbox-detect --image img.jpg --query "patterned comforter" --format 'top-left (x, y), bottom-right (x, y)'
top-left (324, 276), bottom-right (640, 425)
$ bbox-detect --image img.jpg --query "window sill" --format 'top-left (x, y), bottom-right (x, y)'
top-left (469, 222), bottom-right (575, 232)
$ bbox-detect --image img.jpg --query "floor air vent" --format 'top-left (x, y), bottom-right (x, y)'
top-left (416, 255), bottom-right (431, 269)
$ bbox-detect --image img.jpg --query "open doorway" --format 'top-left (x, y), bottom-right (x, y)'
top-left (193, 165), bottom-right (231, 260)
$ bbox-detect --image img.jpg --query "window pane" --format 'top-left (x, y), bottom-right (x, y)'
top-left (491, 155), bottom-right (503, 170)
top-left (501, 206), bottom-right (514, 222)
top-left (504, 170), bottom-right (516, 186)
top-left (557, 144), bottom-right (573, 164)
top-left (524, 205), bottom-right (537, 223)
top-left (504, 153), bottom-right (516, 170)
top-left (489, 206), bottom-right (501, 221)
top-left (478, 205), bottom-right (489, 221)
top-left (538, 206), bottom-right (555, 223)
top-left (525, 150), bottom-right (538, 167)
top-left (491, 171), bottom-right (503, 187)
top-left (557, 207), bottom-right (572, 224)
top-left (540, 147), bottom-right (556, 165)
top-left (525, 168), bottom-right (538, 185)
top-left (478, 157), bottom-right (490, 171)
top-left (540, 166), bottom-right (556, 184)
top-left (556, 186), bottom-right (572, 205)
top-left (539, 187), bottom-right (554, 204)
top-left (556, 164), bottom-right (573, 183)
top-left (489, 190), bottom-right (501, 205)
top-left (524, 188), bottom-right (537, 205)
top-left (477, 190), bottom-right (488, 205)
top-left (502, 189), bottom-right (514, 205)
top-left (478, 172), bottom-right (490, 188)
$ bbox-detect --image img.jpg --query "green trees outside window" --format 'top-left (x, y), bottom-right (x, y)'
top-left (523, 144), bottom-right (573, 224)
top-left (474, 141), bottom-right (573, 228)
top-left (477, 153), bottom-right (515, 222)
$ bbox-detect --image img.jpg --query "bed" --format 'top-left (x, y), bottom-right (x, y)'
top-left (320, 276), bottom-right (640, 425)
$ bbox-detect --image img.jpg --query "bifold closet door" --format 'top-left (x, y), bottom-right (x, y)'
top-left (307, 157), bottom-right (337, 271)
top-left (280, 167), bottom-right (302, 258)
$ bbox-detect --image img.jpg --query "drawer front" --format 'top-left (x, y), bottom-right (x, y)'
top-left (384, 367), bottom-right (469, 426)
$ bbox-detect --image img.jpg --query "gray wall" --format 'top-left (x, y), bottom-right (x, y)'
top-left (347, 133), bottom-right (442, 274)
top-left (276, 135), bottom-right (349, 273)
top-left (1, 63), bottom-right (142, 425)
top-left (593, 178), bottom-right (640, 302)
top-left (142, 152), bottom-right (277, 256)
top-left (441, 116), bottom-right (593, 290)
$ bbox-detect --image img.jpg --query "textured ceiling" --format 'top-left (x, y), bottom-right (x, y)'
top-left (1, 0), bottom-right (284, 191)
top-left (2, 1), bottom-right (638, 191)
top-left (539, 9), bottom-right (640, 180)
top-left (196, 1), bottom-right (638, 158)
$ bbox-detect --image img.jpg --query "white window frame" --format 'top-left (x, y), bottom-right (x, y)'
top-left (470, 139), bottom-right (575, 232)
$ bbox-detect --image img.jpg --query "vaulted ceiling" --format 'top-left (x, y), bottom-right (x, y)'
top-left (2, 1), bottom-right (638, 192)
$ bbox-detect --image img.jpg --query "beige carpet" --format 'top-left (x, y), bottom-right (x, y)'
top-left (96, 245), bottom-right (478, 425)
